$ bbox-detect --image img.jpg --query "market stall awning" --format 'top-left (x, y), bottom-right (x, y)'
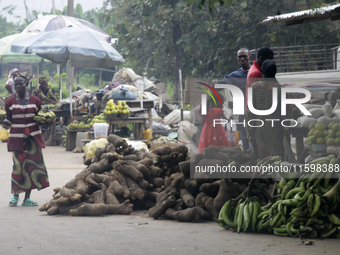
top-left (261, 3), bottom-right (340, 26)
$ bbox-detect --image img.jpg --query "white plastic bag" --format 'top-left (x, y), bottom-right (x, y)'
top-left (82, 138), bottom-right (108, 160)
top-left (177, 121), bottom-right (198, 150)
top-left (309, 108), bottom-right (324, 118)
top-left (163, 110), bottom-right (190, 125)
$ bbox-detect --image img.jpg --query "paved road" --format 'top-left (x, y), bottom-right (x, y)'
top-left (0, 143), bottom-right (339, 255)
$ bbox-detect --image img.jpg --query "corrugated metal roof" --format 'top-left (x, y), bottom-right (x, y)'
top-left (261, 3), bottom-right (340, 25)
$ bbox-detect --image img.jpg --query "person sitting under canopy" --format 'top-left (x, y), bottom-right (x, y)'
top-left (32, 77), bottom-right (58, 104)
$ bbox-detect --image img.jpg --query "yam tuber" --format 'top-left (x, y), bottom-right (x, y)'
top-left (89, 158), bottom-right (112, 174)
top-left (111, 171), bottom-right (131, 198)
top-left (59, 203), bottom-right (85, 215)
top-left (107, 134), bottom-right (128, 148)
top-left (213, 179), bottom-right (235, 211)
top-left (149, 193), bottom-right (177, 219)
top-left (122, 154), bottom-right (138, 161)
top-left (138, 179), bottom-right (149, 190)
top-left (69, 204), bottom-right (109, 216)
top-left (106, 185), bottom-right (120, 205)
top-left (125, 176), bottom-right (145, 200)
top-left (152, 146), bottom-right (172, 156)
top-left (203, 197), bottom-right (219, 219)
top-left (174, 199), bottom-right (184, 211)
top-left (195, 192), bottom-right (210, 208)
top-left (117, 165), bottom-right (143, 182)
top-left (60, 187), bottom-right (82, 202)
top-left (165, 207), bottom-right (202, 222)
top-left (107, 200), bottom-right (133, 215)
top-left (93, 188), bottom-right (106, 204)
top-left (47, 205), bottom-right (60, 215)
top-left (184, 179), bottom-right (198, 194)
top-left (95, 147), bottom-right (107, 162)
top-left (110, 180), bottom-right (125, 197)
top-left (180, 189), bottom-right (195, 207)
top-left (150, 165), bottom-right (163, 177)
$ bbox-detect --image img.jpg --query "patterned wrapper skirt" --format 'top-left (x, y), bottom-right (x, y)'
top-left (11, 135), bottom-right (50, 194)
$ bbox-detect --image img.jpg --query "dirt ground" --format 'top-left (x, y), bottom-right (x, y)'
top-left (0, 143), bottom-right (339, 255)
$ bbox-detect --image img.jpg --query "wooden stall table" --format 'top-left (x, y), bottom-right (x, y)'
top-left (284, 127), bottom-right (309, 163)
top-left (94, 101), bottom-right (107, 115)
top-left (116, 100), bottom-right (154, 131)
top-left (54, 109), bottom-right (74, 126)
top-left (74, 111), bottom-right (88, 121)
top-left (107, 117), bottom-right (148, 140)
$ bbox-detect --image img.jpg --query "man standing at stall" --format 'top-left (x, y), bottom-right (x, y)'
top-left (246, 47), bottom-right (274, 104)
top-left (5, 68), bottom-right (19, 94)
top-left (214, 48), bottom-right (252, 151)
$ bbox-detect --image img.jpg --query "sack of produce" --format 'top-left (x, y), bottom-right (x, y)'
top-left (309, 108), bottom-right (323, 118)
top-left (322, 101), bottom-right (333, 117)
top-left (0, 127), bottom-right (9, 141)
top-left (111, 86), bottom-right (137, 100)
top-left (297, 116), bottom-right (316, 127)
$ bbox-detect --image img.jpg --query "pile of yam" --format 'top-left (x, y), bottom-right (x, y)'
top-left (39, 135), bottom-right (270, 218)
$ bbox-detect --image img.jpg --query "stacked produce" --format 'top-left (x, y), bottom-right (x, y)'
top-left (44, 103), bottom-right (58, 109)
top-left (90, 113), bottom-right (107, 125)
top-left (39, 138), bottom-right (263, 218)
top-left (298, 101), bottom-right (340, 128)
top-left (148, 146), bottom-right (275, 222)
top-left (67, 122), bottom-right (92, 131)
top-left (39, 134), bottom-right (189, 216)
top-left (216, 155), bottom-right (340, 238)
top-left (104, 99), bottom-right (130, 115)
top-left (305, 122), bottom-right (340, 147)
top-left (0, 108), bottom-right (6, 120)
top-left (33, 109), bottom-right (56, 122)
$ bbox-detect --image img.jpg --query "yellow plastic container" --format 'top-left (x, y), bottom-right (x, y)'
top-left (143, 129), bottom-right (152, 140)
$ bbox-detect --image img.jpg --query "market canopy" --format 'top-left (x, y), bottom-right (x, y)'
top-left (11, 27), bottom-right (125, 68)
top-left (261, 3), bottom-right (340, 26)
top-left (0, 32), bottom-right (41, 63)
top-left (22, 14), bottom-right (112, 43)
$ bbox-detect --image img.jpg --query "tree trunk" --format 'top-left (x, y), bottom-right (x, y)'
top-left (173, 21), bottom-right (183, 103)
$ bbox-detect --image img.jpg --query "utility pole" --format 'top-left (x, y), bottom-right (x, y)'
top-left (52, 0), bottom-right (56, 15)
top-left (68, 0), bottom-right (74, 17)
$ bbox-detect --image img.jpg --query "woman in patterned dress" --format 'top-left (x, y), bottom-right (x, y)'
top-left (246, 60), bottom-right (285, 159)
top-left (4, 73), bottom-right (50, 206)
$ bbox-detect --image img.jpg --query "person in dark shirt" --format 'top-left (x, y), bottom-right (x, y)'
top-left (213, 48), bottom-right (252, 151)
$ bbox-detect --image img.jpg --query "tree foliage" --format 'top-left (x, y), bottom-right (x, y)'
top-left (100, 0), bottom-right (340, 82)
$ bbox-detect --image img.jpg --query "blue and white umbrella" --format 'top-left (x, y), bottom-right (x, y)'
top-left (11, 26), bottom-right (125, 115)
top-left (11, 26), bottom-right (124, 68)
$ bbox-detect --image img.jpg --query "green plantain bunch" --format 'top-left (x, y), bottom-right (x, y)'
top-left (33, 109), bottom-right (56, 122)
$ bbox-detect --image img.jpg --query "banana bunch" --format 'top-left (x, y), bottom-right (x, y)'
top-left (33, 109), bottom-right (56, 122)
top-left (0, 128), bottom-right (10, 141)
top-left (0, 109), bottom-right (6, 120)
top-left (215, 197), bottom-right (262, 233)
top-left (215, 155), bottom-right (283, 232)
top-left (258, 154), bottom-right (340, 238)
top-left (67, 122), bottom-right (91, 130)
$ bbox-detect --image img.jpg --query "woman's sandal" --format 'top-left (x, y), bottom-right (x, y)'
top-left (8, 195), bottom-right (19, 207)
top-left (22, 198), bottom-right (38, 206)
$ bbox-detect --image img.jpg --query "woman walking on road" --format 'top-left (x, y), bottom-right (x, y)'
top-left (4, 73), bottom-right (50, 206)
